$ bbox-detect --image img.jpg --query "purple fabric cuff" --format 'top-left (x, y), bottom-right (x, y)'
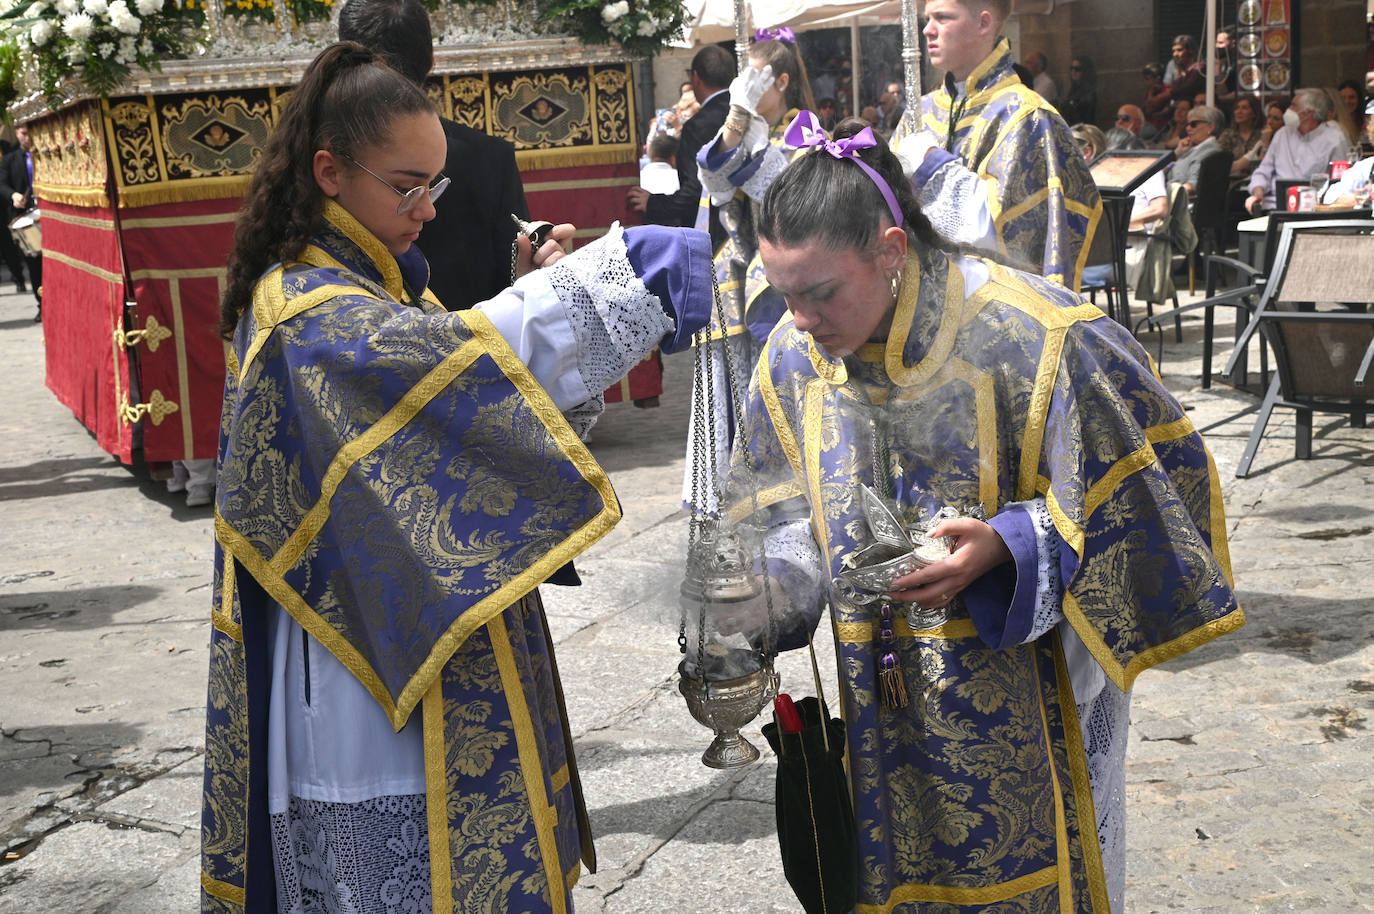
top-left (910, 147), bottom-right (958, 192)
top-left (623, 225), bottom-right (714, 354)
top-left (963, 505), bottom-right (1039, 650)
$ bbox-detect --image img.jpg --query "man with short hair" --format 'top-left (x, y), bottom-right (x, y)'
top-left (639, 132), bottom-right (679, 195)
top-left (896, 0), bottom-right (1101, 290)
top-left (1246, 88), bottom-right (1350, 212)
top-left (338, 0), bottom-right (530, 310)
top-left (627, 44), bottom-right (732, 247)
top-left (1171, 104), bottom-right (1230, 194)
top-left (1113, 103), bottom-right (1161, 144)
top-left (1023, 50), bottom-right (1057, 103)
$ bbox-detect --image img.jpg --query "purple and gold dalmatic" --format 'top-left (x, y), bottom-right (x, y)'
top-left (740, 252), bottom-right (1243, 912)
top-left (899, 37), bottom-right (1102, 292)
top-left (200, 201), bottom-right (608, 914)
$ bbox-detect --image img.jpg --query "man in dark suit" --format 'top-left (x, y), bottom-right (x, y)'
top-left (339, 0), bottom-right (532, 310)
top-left (0, 125), bottom-right (41, 319)
top-left (627, 45), bottom-right (733, 249)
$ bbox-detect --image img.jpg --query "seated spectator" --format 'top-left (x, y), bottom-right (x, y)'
top-left (1105, 126), bottom-right (1146, 151)
top-left (1022, 51), bottom-right (1057, 103)
top-left (1159, 98), bottom-right (1193, 151)
top-left (1164, 35), bottom-right (1205, 105)
top-left (1082, 150), bottom-right (1169, 288)
top-left (1320, 116), bottom-right (1374, 205)
top-left (816, 96), bottom-right (838, 131)
top-left (1323, 86), bottom-right (1362, 148)
top-left (639, 132), bottom-right (679, 195)
top-left (1142, 63), bottom-right (1173, 135)
top-left (1246, 88), bottom-right (1351, 212)
top-left (860, 105), bottom-right (881, 128)
top-left (1218, 94), bottom-right (1269, 182)
top-left (1060, 56), bottom-right (1098, 126)
top-left (1115, 103), bottom-right (1159, 145)
top-left (1071, 123), bottom-right (1107, 162)
top-left (1172, 104), bottom-right (1229, 194)
top-left (1337, 78), bottom-right (1365, 127)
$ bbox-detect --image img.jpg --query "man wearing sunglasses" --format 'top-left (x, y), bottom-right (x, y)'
top-left (1114, 104), bottom-right (1159, 145)
top-left (339, 0), bottom-right (542, 310)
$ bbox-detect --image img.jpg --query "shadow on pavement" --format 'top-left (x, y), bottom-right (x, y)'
top-left (0, 584), bottom-right (162, 633)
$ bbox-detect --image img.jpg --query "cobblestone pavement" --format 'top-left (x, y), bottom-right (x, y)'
top-left (0, 281), bottom-right (1370, 913)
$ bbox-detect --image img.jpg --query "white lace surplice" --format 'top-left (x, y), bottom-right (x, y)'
top-left (268, 226), bottom-right (674, 913)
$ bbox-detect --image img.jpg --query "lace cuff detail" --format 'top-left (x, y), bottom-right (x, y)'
top-left (699, 137), bottom-right (745, 204)
top-left (762, 518), bottom-right (827, 651)
top-left (741, 145), bottom-right (792, 204)
top-left (545, 224), bottom-right (675, 396)
top-left (917, 159), bottom-right (995, 248)
top-left (1019, 497), bottom-right (1065, 642)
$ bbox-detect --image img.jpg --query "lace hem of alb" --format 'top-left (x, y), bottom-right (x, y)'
top-left (545, 224), bottom-right (674, 399)
top-left (270, 793), bottom-right (431, 914)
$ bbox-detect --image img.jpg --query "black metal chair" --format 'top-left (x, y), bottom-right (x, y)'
top-left (1223, 219), bottom-right (1374, 477)
top-left (1186, 149), bottom-right (1234, 294)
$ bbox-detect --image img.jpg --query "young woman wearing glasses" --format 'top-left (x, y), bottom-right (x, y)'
top-left (205, 41), bottom-right (712, 914)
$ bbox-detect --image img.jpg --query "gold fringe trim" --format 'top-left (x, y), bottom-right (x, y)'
top-left (117, 176), bottom-right (252, 209)
top-left (515, 145), bottom-right (636, 172)
top-left (423, 683), bottom-right (454, 914)
top-left (34, 182), bottom-right (111, 208)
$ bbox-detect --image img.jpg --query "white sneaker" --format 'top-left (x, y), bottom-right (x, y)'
top-left (185, 485), bottom-right (214, 508)
top-left (167, 462), bottom-right (190, 493)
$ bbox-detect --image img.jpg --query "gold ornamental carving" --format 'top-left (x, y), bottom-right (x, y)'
top-left (106, 100), bottom-right (162, 187)
top-left (447, 76), bottom-right (489, 132)
top-left (492, 72), bottom-right (591, 148)
top-left (592, 66), bottom-right (630, 145)
top-left (160, 94), bottom-right (273, 178)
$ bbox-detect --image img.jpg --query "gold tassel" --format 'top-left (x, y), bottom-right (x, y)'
top-left (876, 601), bottom-right (908, 710)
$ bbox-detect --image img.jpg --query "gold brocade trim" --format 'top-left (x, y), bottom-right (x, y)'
top-left (1031, 641), bottom-right (1074, 913)
top-left (834, 617), bottom-right (978, 642)
top-left (1083, 443), bottom-right (1157, 519)
top-left (36, 207), bottom-right (114, 230)
top-left (514, 145), bottom-right (637, 171)
top-left (423, 683), bottom-right (454, 914)
top-left (117, 176), bottom-right (252, 208)
top-left (522, 175), bottom-right (640, 193)
top-left (199, 872), bottom-right (245, 905)
top-left (1017, 326), bottom-right (1066, 502)
top-left (757, 345), bottom-right (804, 482)
top-left (1145, 415), bottom-right (1195, 445)
top-left (1204, 447), bottom-right (1234, 586)
top-left (489, 613), bottom-right (569, 914)
top-left (169, 277), bottom-right (194, 458)
top-left (130, 266), bottom-right (227, 281)
top-left (116, 314), bottom-right (173, 353)
top-left (212, 554), bottom-right (242, 642)
top-left (1053, 635), bottom-right (1112, 914)
top-left (1073, 200), bottom-right (1103, 293)
top-left (887, 254), bottom-right (967, 388)
top-left (33, 183), bottom-right (112, 208)
top-left (856, 864), bottom-right (1057, 912)
top-left (803, 381), bottom-right (830, 562)
top-left (1042, 483), bottom-right (1084, 559)
top-left (240, 280), bottom-right (359, 380)
top-left (552, 763), bottom-right (570, 793)
top-left (566, 865), bottom-right (580, 891)
top-left (120, 211), bottom-right (240, 229)
top-left (998, 185), bottom-right (1050, 230)
top-left (313, 200), bottom-right (404, 300)
top-left (1062, 589), bottom-right (1246, 693)
top-left (41, 248), bottom-right (124, 285)
top-left (725, 479), bottom-right (804, 524)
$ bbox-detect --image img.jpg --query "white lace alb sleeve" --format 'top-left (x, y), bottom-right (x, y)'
top-left (915, 159), bottom-right (999, 252)
top-left (739, 144), bottom-right (793, 204)
top-left (475, 224), bottom-right (673, 414)
top-left (1012, 496), bottom-right (1065, 644)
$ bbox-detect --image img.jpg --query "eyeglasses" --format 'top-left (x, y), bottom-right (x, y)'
top-left (1069, 64), bottom-right (1082, 71)
top-left (341, 153), bottom-right (450, 215)
top-left (1187, 120), bottom-right (1206, 128)
top-left (1115, 113), bottom-right (1132, 121)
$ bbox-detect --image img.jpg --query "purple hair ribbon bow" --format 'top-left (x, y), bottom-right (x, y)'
top-left (754, 25), bottom-right (796, 43)
top-left (783, 110), bottom-right (904, 228)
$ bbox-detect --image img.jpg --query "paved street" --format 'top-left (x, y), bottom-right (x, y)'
top-left (1, 280), bottom-right (1371, 914)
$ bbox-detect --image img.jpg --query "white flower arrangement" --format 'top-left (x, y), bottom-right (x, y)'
top-left (0, 0), bottom-right (200, 103)
top-left (538, 0), bottom-right (685, 56)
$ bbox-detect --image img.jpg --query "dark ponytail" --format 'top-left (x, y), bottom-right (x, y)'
top-left (219, 41), bottom-right (436, 338)
top-left (759, 117), bottom-right (950, 257)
